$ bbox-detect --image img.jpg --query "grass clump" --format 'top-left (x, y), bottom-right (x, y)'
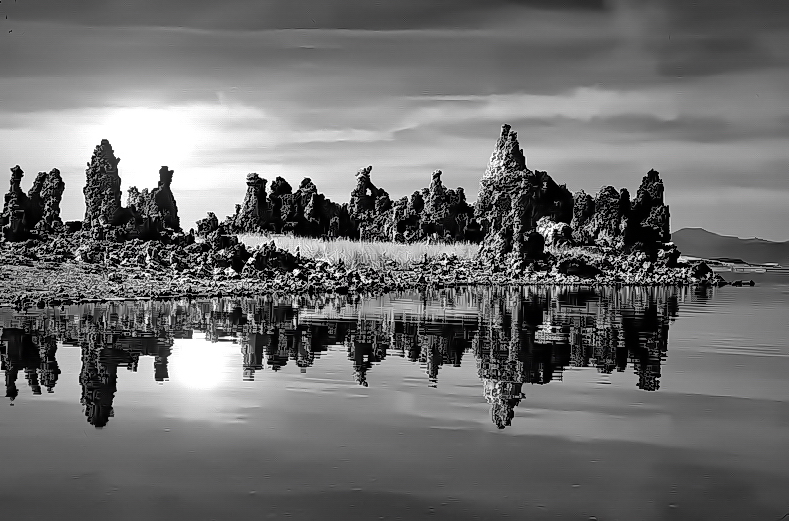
top-left (239, 234), bottom-right (480, 270)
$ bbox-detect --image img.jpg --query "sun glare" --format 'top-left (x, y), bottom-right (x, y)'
top-left (102, 106), bottom-right (199, 188)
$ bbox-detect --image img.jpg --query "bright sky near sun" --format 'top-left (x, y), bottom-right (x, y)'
top-left (1, 0), bottom-right (788, 240)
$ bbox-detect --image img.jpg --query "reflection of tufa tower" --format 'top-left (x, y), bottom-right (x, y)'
top-left (1, 327), bottom-right (60, 402)
top-left (347, 318), bottom-right (388, 386)
top-left (1, 287), bottom-right (677, 427)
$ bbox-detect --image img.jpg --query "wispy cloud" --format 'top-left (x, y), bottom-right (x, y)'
top-left (1, 0), bottom-right (788, 238)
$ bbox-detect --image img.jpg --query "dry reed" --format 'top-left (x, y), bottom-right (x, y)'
top-left (239, 234), bottom-right (479, 270)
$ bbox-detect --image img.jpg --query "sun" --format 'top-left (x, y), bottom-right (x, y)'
top-left (101, 106), bottom-right (199, 188)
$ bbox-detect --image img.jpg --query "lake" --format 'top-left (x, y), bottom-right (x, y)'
top-left (1, 282), bottom-right (788, 520)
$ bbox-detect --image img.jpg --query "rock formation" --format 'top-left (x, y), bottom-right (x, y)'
top-left (1, 166), bottom-right (29, 241)
top-left (293, 178), bottom-right (349, 238)
top-left (151, 166), bottom-right (180, 231)
top-left (536, 216), bottom-right (572, 247)
top-left (221, 164), bottom-right (483, 244)
top-left (475, 125), bottom-right (573, 270)
top-left (569, 170), bottom-right (670, 252)
top-left (224, 173), bottom-right (269, 233)
top-left (83, 139), bottom-right (122, 235)
top-left (83, 140), bottom-right (182, 240)
top-left (348, 166), bottom-right (392, 240)
top-left (266, 176), bottom-right (293, 233)
top-left (387, 192), bottom-right (422, 242)
top-left (570, 190), bottom-right (594, 244)
top-left (483, 124), bottom-right (527, 180)
top-left (1, 166), bottom-right (65, 241)
top-left (571, 186), bottom-right (629, 249)
top-left (123, 166), bottom-right (182, 237)
top-left (29, 169), bottom-right (65, 233)
top-left (223, 174), bottom-right (348, 238)
top-left (629, 169), bottom-right (670, 247)
top-left (418, 170), bottom-right (478, 241)
top-left (196, 212), bottom-right (220, 237)
top-left (381, 170), bottom-right (481, 243)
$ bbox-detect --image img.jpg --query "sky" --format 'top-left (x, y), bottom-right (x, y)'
top-left (1, 0), bottom-right (788, 240)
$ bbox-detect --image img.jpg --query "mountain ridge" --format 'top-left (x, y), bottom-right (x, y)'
top-left (672, 227), bottom-right (789, 265)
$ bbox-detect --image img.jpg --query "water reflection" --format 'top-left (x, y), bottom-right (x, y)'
top-left (1, 327), bottom-right (60, 400)
top-left (0, 286), bottom-right (682, 428)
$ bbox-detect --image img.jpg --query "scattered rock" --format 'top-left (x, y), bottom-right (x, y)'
top-left (557, 257), bottom-right (601, 278)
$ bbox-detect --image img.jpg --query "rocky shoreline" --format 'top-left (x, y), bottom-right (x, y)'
top-left (0, 229), bottom-right (723, 309)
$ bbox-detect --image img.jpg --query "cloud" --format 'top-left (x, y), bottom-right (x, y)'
top-left (4, 0), bottom-right (610, 31)
top-left (1, 0), bottom-right (788, 239)
top-left (401, 88), bottom-right (680, 128)
top-left (623, 0), bottom-right (789, 77)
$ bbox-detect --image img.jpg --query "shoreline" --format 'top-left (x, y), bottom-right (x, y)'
top-left (0, 231), bottom-right (727, 309)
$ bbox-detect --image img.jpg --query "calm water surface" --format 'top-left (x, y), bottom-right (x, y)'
top-left (1, 282), bottom-right (788, 520)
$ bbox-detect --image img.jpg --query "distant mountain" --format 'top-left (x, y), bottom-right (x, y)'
top-left (672, 228), bottom-right (789, 266)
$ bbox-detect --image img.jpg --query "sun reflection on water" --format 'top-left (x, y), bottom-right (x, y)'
top-left (169, 336), bottom-right (235, 391)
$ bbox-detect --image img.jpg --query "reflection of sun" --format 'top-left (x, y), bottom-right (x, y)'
top-left (169, 341), bottom-right (233, 391)
top-left (101, 106), bottom-right (199, 185)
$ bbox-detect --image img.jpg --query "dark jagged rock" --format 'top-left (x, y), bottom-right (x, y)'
top-left (572, 186), bottom-right (628, 249)
top-left (266, 176), bottom-right (293, 234)
top-left (206, 223), bottom-right (237, 252)
top-left (223, 174), bottom-right (348, 238)
top-left (2, 166), bottom-right (65, 241)
top-left (151, 166), bottom-right (180, 231)
top-left (475, 125), bottom-right (572, 271)
top-left (294, 178), bottom-right (348, 238)
top-left (64, 221), bottom-right (83, 234)
top-left (656, 242), bottom-right (680, 268)
top-left (31, 169), bottom-right (65, 233)
top-left (24, 172), bottom-right (46, 230)
top-left (483, 124), bottom-right (526, 180)
top-left (570, 190), bottom-right (594, 244)
top-left (123, 166), bottom-right (181, 237)
top-left (196, 212), bottom-right (219, 237)
top-left (1, 166), bottom-right (30, 241)
top-left (536, 217), bottom-right (572, 247)
top-left (221, 166), bottom-right (480, 243)
top-left (569, 171), bottom-right (670, 253)
top-left (590, 185), bottom-right (625, 246)
top-left (214, 242), bottom-right (252, 273)
top-left (387, 195), bottom-right (419, 242)
top-left (83, 139), bottom-right (122, 235)
top-left (690, 261), bottom-right (712, 280)
top-left (349, 166), bottom-right (376, 215)
top-left (557, 257), bottom-right (602, 278)
top-left (122, 187), bottom-right (158, 239)
top-left (419, 170), bottom-right (479, 242)
top-left (83, 140), bottom-right (180, 241)
top-left (226, 173), bottom-right (268, 233)
top-left (242, 241), bottom-right (300, 274)
top-left (628, 169), bottom-right (671, 247)
top-left (349, 166), bottom-right (391, 240)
